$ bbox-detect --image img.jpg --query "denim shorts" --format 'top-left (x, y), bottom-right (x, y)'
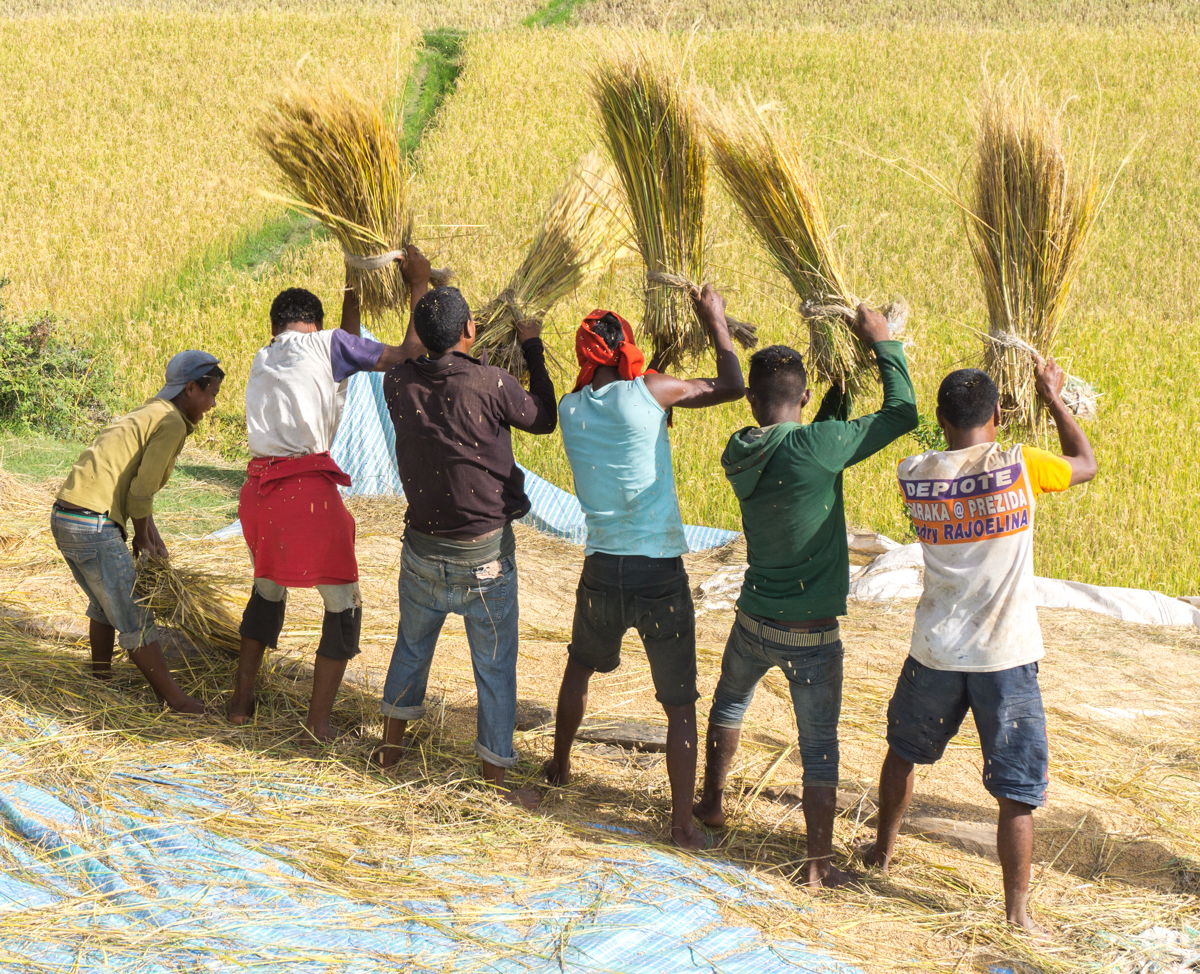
top-left (568, 553), bottom-right (698, 707)
top-left (709, 611), bottom-right (843, 787)
top-left (50, 511), bottom-right (160, 650)
top-left (380, 543), bottom-right (521, 769)
top-left (886, 655), bottom-right (1049, 808)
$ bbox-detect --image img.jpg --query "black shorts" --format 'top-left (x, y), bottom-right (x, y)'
top-left (568, 553), bottom-right (698, 707)
top-left (886, 655), bottom-right (1049, 808)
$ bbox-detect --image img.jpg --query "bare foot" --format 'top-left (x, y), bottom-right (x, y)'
top-left (672, 823), bottom-right (716, 851)
top-left (506, 786), bottom-right (542, 811)
top-left (369, 741), bottom-right (406, 771)
top-left (301, 722), bottom-right (343, 746)
top-left (1008, 914), bottom-right (1052, 939)
top-left (543, 757), bottom-right (570, 786)
top-left (226, 692), bottom-right (256, 726)
top-left (806, 861), bottom-right (858, 889)
top-left (692, 794), bottom-right (725, 828)
top-left (168, 695), bottom-right (207, 716)
top-left (855, 838), bottom-right (891, 872)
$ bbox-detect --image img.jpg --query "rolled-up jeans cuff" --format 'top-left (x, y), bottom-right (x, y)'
top-left (118, 626), bottom-right (163, 651)
top-left (474, 739), bottom-right (518, 769)
top-left (800, 775), bottom-right (840, 789)
top-left (380, 701), bottom-right (426, 721)
top-left (709, 716), bottom-right (745, 730)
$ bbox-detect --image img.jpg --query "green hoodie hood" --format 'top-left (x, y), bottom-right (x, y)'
top-left (720, 422), bottom-right (799, 500)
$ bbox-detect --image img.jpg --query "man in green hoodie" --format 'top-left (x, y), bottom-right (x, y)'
top-left (693, 304), bottom-right (917, 887)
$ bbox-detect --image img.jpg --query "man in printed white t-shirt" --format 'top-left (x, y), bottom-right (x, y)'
top-left (859, 359), bottom-right (1096, 936)
top-left (227, 251), bottom-right (431, 741)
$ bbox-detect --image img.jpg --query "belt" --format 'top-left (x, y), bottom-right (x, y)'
top-left (52, 503), bottom-right (112, 530)
top-left (736, 608), bottom-right (840, 647)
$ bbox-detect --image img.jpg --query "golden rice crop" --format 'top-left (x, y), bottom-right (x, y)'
top-left (255, 80), bottom-right (449, 319)
top-left (965, 73), bottom-right (1111, 429)
top-left (591, 42), bottom-right (755, 367)
top-left (135, 555), bottom-right (244, 658)
top-left (705, 99), bottom-right (878, 394)
top-left (473, 151), bottom-right (628, 383)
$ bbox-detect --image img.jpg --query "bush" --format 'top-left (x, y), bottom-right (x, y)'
top-left (0, 278), bottom-right (114, 436)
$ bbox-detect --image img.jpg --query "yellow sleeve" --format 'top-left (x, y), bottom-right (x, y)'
top-left (1022, 445), bottom-right (1072, 496)
top-left (126, 413), bottom-right (187, 518)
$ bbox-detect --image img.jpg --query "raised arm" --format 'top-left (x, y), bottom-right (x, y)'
top-left (807, 305), bottom-right (918, 471)
top-left (499, 316), bottom-right (557, 435)
top-left (643, 284), bottom-right (745, 410)
top-left (1034, 356), bottom-right (1097, 486)
top-left (369, 246), bottom-right (432, 371)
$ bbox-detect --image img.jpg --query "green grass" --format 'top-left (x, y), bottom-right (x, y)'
top-left (522, 0), bottom-right (590, 28)
top-left (0, 434), bottom-right (242, 535)
top-left (399, 29), bottom-right (468, 157)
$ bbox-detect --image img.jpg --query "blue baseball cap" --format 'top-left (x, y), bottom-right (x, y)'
top-left (155, 350), bottom-right (221, 400)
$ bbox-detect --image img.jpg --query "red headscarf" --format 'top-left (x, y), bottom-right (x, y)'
top-left (572, 309), bottom-right (652, 392)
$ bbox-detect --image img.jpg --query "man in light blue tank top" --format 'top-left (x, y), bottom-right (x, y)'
top-left (546, 285), bottom-right (745, 850)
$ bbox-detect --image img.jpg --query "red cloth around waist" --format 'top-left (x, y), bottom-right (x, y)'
top-left (238, 453), bottom-right (358, 587)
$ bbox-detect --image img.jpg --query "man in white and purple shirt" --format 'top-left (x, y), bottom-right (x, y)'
top-left (227, 250), bottom-right (432, 742)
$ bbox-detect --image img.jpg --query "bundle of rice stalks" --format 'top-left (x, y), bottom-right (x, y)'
top-left (965, 74), bottom-right (1110, 428)
top-left (134, 556), bottom-right (244, 658)
top-left (473, 152), bottom-right (628, 383)
top-left (255, 81), bottom-right (450, 317)
top-left (705, 101), bottom-right (898, 395)
top-left (592, 46), bottom-right (755, 368)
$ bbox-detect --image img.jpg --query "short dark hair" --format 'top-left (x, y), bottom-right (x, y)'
top-left (938, 368), bottom-right (999, 429)
top-left (270, 288), bottom-right (324, 333)
top-left (414, 286), bottom-right (471, 354)
top-left (195, 364), bottom-right (225, 391)
top-left (748, 345), bottom-right (807, 408)
top-left (590, 312), bottom-right (625, 350)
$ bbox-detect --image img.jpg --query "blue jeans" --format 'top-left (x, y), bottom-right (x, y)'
top-left (380, 544), bottom-right (521, 769)
top-left (709, 613), bottom-right (844, 787)
top-left (50, 512), bottom-right (160, 650)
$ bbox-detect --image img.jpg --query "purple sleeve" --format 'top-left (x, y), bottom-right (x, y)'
top-left (330, 329), bottom-right (386, 382)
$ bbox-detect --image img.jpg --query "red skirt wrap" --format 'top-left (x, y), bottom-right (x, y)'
top-left (238, 453), bottom-right (358, 587)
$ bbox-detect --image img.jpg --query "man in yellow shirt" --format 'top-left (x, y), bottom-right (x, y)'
top-left (53, 350), bottom-right (224, 713)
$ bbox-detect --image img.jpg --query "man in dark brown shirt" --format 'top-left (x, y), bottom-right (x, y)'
top-left (375, 274), bottom-right (555, 809)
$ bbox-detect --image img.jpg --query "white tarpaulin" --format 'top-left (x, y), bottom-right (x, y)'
top-left (696, 537), bottom-right (1200, 633)
top-left (847, 542), bottom-right (1200, 633)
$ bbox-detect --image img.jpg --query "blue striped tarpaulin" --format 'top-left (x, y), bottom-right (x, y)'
top-left (0, 742), bottom-right (858, 974)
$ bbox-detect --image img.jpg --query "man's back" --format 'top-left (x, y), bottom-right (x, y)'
top-left (899, 441), bottom-right (1071, 672)
top-left (559, 376), bottom-right (688, 559)
top-left (57, 398), bottom-right (190, 528)
top-left (723, 420), bottom-right (849, 621)
top-left (246, 329), bottom-right (383, 459)
top-left (385, 348), bottom-right (556, 537)
top-left (723, 337), bottom-right (918, 624)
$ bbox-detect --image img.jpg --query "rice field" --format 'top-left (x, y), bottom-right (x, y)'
top-left (1, 7), bottom-right (1198, 595)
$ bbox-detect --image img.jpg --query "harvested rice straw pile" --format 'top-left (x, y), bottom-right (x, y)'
top-left (255, 81), bottom-right (449, 318)
top-left (134, 556), bottom-right (244, 658)
top-left (592, 45), bottom-right (755, 368)
top-left (474, 152), bottom-right (627, 384)
top-left (705, 101), bottom-right (886, 396)
top-left (965, 74), bottom-right (1109, 429)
